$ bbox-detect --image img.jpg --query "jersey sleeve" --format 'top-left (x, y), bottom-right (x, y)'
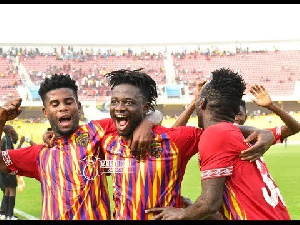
top-left (173, 126), bottom-right (203, 159)
top-left (199, 127), bottom-right (242, 180)
top-left (1, 145), bottom-right (42, 180)
top-left (93, 118), bottom-right (116, 135)
top-left (268, 126), bottom-right (283, 144)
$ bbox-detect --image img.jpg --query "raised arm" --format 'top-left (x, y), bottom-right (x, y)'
top-left (0, 98), bottom-right (22, 172)
top-left (250, 84), bottom-right (300, 139)
top-left (172, 81), bottom-right (206, 128)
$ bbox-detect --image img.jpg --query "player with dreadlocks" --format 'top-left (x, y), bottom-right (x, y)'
top-left (148, 68), bottom-right (291, 220)
top-left (101, 68), bottom-right (203, 220)
top-left (0, 73), bottom-right (162, 220)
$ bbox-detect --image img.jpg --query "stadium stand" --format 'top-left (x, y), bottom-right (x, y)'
top-left (1, 42), bottom-right (300, 117)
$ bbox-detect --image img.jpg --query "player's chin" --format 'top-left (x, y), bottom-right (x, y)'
top-left (58, 126), bottom-right (75, 136)
top-left (117, 129), bottom-right (131, 137)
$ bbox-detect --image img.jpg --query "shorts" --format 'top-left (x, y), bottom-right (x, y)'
top-left (0, 173), bottom-right (17, 188)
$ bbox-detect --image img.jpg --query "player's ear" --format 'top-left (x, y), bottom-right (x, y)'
top-left (42, 106), bottom-right (48, 118)
top-left (78, 101), bottom-right (82, 114)
top-left (143, 102), bottom-right (150, 116)
top-left (199, 97), bottom-right (207, 109)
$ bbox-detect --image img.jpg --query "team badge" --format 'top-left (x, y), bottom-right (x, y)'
top-left (150, 141), bottom-right (163, 158)
top-left (76, 133), bottom-right (90, 147)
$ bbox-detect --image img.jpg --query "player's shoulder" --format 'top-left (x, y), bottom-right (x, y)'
top-left (153, 125), bottom-right (200, 132)
top-left (153, 125), bottom-right (202, 140)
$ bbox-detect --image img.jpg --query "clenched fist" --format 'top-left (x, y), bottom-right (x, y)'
top-left (0, 98), bottom-right (22, 121)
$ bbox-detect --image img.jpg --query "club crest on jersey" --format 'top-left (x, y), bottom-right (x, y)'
top-left (150, 141), bottom-right (163, 158)
top-left (76, 133), bottom-right (90, 147)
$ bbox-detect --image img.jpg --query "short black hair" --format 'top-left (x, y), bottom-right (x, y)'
top-left (105, 69), bottom-right (158, 111)
top-left (3, 125), bottom-right (13, 135)
top-left (200, 67), bottom-right (246, 121)
top-left (38, 74), bottom-right (78, 105)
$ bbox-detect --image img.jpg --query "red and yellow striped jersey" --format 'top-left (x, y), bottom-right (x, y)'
top-left (2, 118), bottom-right (115, 220)
top-left (102, 125), bottom-right (202, 220)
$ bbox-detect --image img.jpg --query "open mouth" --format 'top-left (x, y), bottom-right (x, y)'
top-left (115, 114), bottom-right (129, 131)
top-left (59, 115), bottom-right (72, 127)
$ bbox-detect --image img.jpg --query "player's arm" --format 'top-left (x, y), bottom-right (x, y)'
top-left (147, 177), bottom-right (225, 220)
top-left (130, 110), bottom-right (163, 162)
top-left (17, 136), bottom-right (35, 148)
top-left (180, 196), bottom-right (193, 208)
top-left (17, 136), bottom-right (25, 149)
top-left (250, 84), bottom-right (300, 139)
top-left (0, 98), bottom-right (22, 172)
top-left (238, 125), bottom-right (275, 162)
top-left (172, 81), bottom-right (206, 128)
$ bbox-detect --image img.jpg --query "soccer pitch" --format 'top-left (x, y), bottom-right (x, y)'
top-left (9, 143), bottom-right (300, 220)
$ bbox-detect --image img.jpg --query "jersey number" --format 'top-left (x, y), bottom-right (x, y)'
top-left (256, 158), bottom-right (286, 208)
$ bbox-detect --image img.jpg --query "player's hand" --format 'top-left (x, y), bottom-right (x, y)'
top-left (130, 119), bottom-right (153, 162)
top-left (181, 196), bottom-right (193, 208)
top-left (250, 84), bottom-right (272, 108)
top-left (193, 80), bottom-right (207, 102)
top-left (43, 130), bottom-right (55, 148)
top-left (0, 98), bottom-right (22, 121)
top-left (240, 129), bottom-right (274, 162)
top-left (146, 206), bottom-right (184, 220)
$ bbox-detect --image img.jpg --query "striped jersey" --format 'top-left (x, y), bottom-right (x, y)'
top-left (101, 125), bottom-right (202, 220)
top-left (198, 122), bottom-right (290, 220)
top-left (1, 118), bottom-right (115, 220)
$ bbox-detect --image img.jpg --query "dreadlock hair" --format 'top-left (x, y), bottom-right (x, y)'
top-left (38, 74), bottom-right (78, 105)
top-left (201, 67), bottom-right (246, 122)
top-left (105, 68), bottom-right (158, 111)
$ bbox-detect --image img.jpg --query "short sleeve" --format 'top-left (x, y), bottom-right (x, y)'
top-left (2, 145), bottom-right (42, 180)
top-left (93, 118), bottom-right (116, 135)
top-left (171, 126), bottom-right (203, 159)
top-left (199, 126), bottom-right (244, 180)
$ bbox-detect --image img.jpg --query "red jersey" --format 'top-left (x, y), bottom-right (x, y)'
top-left (1, 118), bottom-right (115, 220)
top-left (198, 122), bottom-right (290, 220)
top-left (102, 125), bottom-right (202, 220)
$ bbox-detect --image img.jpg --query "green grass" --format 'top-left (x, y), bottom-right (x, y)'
top-left (5, 144), bottom-right (300, 220)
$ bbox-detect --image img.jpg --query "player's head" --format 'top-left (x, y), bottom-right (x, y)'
top-left (105, 68), bottom-right (158, 137)
top-left (195, 68), bottom-right (246, 128)
top-left (3, 125), bottom-right (18, 144)
top-left (38, 74), bottom-right (81, 137)
top-left (234, 100), bottom-right (247, 125)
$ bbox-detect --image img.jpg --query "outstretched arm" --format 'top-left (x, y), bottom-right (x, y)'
top-left (250, 84), bottom-right (300, 139)
top-left (172, 81), bottom-right (206, 128)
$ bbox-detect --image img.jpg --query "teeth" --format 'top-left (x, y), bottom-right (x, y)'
top-left (116, 115), bottom-right (127, 119)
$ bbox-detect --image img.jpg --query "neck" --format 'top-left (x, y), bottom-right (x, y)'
top-left (202, 115), bottom-right (233, 129)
